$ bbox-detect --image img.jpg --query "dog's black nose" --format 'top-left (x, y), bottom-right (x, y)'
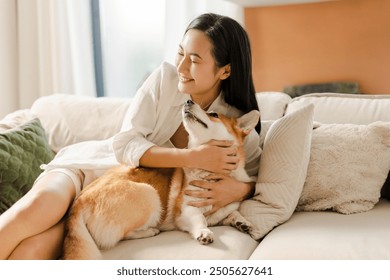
top-left (185, 99), bottom-right (194, 106)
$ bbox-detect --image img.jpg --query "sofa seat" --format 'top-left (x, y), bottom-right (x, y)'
top-left (102, 226), bottom-right (259, 260)
top-left (249, 199), bottom-right (390, 260)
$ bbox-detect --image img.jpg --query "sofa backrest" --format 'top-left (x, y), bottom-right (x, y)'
top-left (30, 92), bottom-right (390, 152)
top-left (285, 93), bottom-right (390, 124)
top-left (257, 92), bottom-right (390, 124)
top-left (30, 94), bottom-right (131, 152)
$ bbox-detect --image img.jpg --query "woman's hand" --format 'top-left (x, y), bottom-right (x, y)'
top-left (187, 140), bottom-right (239, 174)
top-left (185, 174), bottom-right (255, 215)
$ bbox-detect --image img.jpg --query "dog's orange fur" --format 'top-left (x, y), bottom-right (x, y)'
top-left (63, 166), bottom-right (187, 259)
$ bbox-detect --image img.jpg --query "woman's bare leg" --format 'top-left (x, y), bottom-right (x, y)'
top-left (8, 219), bottom-right (66, 260)
top-left (0, 172), bottom-right (76, 259)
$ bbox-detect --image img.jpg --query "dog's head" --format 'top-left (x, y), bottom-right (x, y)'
top-left (182, 99), bottom-right (260, 149)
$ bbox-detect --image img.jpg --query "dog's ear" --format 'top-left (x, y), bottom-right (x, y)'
top-left (237, 110), bottom-right (260, 135)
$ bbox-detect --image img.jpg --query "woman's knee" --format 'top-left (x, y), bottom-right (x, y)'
top-left (31, 172), bottom-right (77, 209)
top-left (33, 171), bottom-right (78, 202)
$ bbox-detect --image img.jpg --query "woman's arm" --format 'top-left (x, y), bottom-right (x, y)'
top-left (140, 140), bottom-right (240, 174)
top-left (186, 174), bottom-right (255, 215)
top-left (114, 63), bottom-right (179, 167)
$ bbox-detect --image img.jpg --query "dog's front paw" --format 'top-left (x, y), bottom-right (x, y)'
top-left (196, 229), bottom-right (214, 245)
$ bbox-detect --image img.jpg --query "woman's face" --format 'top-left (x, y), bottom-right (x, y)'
top-left (175, 29), bottom-right (230, 104)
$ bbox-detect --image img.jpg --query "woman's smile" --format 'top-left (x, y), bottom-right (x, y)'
top-left (178, 74), bottom-right (193, 83)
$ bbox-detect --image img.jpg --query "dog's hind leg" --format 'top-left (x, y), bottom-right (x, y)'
top-left (176, 205), bottom-right (214, 245)
top-left (206, 202), bottom-right (240, 226)
top-left (89, 181), bottom-right (162, 249)
top-left (221, 210), bottom-right (253, 234)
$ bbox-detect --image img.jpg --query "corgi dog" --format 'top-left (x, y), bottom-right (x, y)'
top-left (63, 100), bottom-right (260, 259)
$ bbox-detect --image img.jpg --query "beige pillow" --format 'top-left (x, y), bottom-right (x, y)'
top-left (240, 104), bottom-right (314, 240)
top-left (296, 121), bottom-right (390, 214)
top-left (255, 92), bottom-right (292, 121)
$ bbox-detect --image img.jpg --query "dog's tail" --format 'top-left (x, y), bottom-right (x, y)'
top-left (62, 209), bottom-right (101, 260)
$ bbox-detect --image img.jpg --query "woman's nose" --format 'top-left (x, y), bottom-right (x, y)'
top-left (176, 56), bottom-right (189, 74)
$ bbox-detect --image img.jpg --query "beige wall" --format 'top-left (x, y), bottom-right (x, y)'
top-left (0, 0), bottom-right (18, 118)
top-left (245, 0), bottom-right (390, 94)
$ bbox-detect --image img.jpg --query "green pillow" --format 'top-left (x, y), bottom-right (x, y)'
top-left (0, 118), bottom-right (54, 214)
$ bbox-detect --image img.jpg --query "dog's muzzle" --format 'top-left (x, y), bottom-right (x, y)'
top-left (183, 100), bottom-right (208, 129)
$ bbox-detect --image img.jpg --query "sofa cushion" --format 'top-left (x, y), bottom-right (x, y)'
top-left (296, 122), bottom-right (390, 214)
top-left (239, 104), bottom-right (314, 240)
top-left (30, 94), bottom-right (132, 153)
top-left (0, 118), bottom-right (54, 214)
top-left (250, 199), bottom-right (390, 260)
top-left (101, 226), bottom-right (258, 260)
top-left (255, 92), bottom-right (291, 121)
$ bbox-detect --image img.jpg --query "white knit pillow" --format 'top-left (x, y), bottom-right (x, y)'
top-left (296, 121), bottom-right (390, 214)
top-left (240, 104), bottom-right (314, 240)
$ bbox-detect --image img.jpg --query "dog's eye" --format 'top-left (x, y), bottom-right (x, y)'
top-left (207, 112), bottom-right (219, 118)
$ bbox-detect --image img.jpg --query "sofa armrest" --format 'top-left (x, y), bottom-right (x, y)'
top-left (0, 109), bottom-right (33, 132)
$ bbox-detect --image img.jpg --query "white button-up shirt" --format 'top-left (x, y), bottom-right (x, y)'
top-left (44, 62), bottom-right (261, 186)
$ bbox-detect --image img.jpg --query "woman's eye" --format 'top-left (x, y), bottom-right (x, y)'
top-left (207, 112), bottom-right (219, 118)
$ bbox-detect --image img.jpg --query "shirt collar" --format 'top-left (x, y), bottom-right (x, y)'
top-left (172, 88), bottom-right (190, 107)
top-left (207, 93), bottom-right (224, 113)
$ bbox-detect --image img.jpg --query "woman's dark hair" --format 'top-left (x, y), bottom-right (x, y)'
top-left (185, 13), bottom-right (261, 133)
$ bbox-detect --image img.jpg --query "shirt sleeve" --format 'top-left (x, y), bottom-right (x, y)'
top-left (243, 129), bottom-right (262, 181)
top-left (112, 67), bottom-right (161, 167)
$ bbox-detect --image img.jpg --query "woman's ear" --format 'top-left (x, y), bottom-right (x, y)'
top-left (220, 64), bottom-right (231, 80)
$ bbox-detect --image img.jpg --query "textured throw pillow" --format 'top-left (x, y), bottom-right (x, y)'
top-left (0, 118), bottom-right (54, 214)
top-left (296, 121), bottom-right (390, 214)
top-left (240, 104), bottom-right (314, 240)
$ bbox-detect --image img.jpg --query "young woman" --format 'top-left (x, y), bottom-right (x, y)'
top-left (0, 13), bottom-right (261, 259)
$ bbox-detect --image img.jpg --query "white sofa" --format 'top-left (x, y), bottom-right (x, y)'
top-left (1, 92), bottom-right (390, 260)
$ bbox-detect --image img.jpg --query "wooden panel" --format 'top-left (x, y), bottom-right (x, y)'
top-left (245, 0), bottom-right (390, 94)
